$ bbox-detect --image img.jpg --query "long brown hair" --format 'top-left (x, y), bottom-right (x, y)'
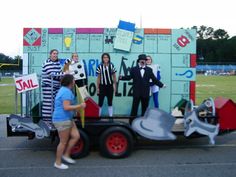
top-left (101, 53), bottom-right (111, 63)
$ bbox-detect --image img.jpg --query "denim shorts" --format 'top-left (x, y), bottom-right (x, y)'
top-left (53, 120), bottom-right (73, 131)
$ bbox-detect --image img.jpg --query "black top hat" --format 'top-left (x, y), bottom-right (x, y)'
top-left (137, 54), bottom-right (147, 62)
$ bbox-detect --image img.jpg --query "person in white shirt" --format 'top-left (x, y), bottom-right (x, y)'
top-left (146, 55), bottom-right (161, 108)
top-left (63, 53), bottom-right (87, 88)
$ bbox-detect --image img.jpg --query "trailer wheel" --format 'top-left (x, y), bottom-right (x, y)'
top-left (100, 127), bottom-right (133, 158)
top-left (70, 129), bottom-right (90, 159)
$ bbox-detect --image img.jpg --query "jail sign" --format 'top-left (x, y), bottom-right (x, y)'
top-left (14, 73), bottom-right (39, 93)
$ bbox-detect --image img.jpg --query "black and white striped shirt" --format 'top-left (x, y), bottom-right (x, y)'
top-left (64, 58), bottom-right (72, 65)
top-left (96, 63), bottom-right (116, 85)
top-left (42, 58), bottom-right (63, 87)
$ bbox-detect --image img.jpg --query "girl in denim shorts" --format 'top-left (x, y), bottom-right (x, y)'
top-left (52, 74), bottom-right (86, 169)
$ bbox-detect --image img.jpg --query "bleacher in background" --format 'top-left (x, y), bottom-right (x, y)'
top-left (196, 65), bottom-right (236, 71)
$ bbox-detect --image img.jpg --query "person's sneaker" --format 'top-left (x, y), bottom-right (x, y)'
top-left (54, 162), bottom-right (69, 170)
top-left (62, 155), bottom-right (76, 164)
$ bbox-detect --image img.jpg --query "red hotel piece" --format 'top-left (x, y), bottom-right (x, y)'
top-left (214, 97), bottom-right (236, 130)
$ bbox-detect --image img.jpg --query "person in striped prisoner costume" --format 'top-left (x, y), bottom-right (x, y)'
top-left (41, 49), bottom-right (70, 122)
top-left (96, 53), bottom-right (117, 117)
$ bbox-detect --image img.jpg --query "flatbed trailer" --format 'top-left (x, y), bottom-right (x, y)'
top-left (6, 104), bottom-right (219, 159)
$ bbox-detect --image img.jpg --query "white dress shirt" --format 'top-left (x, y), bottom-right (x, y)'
top-left (139, 64), bottom-right (146, 77)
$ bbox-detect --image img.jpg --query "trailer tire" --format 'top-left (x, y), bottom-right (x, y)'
top-left (71, 129), bottom-right (90, 159)
top-left (100, 126), bottom-right (133, 158)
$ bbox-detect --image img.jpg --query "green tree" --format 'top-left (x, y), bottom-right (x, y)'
top-left (213, 29), bottom-right (229, 39)
top-left (194, 25), bottom-right (236, 64)
top-left (195, 25), bottom-right (215, 39)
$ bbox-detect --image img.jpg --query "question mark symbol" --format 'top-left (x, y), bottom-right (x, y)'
top-left (175, 70), bottom-right (193, 78)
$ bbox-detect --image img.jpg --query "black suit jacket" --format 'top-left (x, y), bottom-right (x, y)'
top-left (121, 66), bottom-right (164, 98)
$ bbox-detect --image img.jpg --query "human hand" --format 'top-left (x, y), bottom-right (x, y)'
top-left (79, 103), bottom-right (86, 109)
top-left (64, 70), bottom-right (70, 74)
top-left (163, 84), bottom-right (167, 88)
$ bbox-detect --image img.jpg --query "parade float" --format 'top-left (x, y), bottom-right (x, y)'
top-left (7, 21), bottom-right (236, 158)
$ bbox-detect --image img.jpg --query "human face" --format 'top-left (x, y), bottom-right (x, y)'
top-left (103, 55), bottom-right (109, 64)
top-left (50, 51), bottom-right (58, 61)
top-left (146, 57), bottom-right (152, 65)
top-left (139, 59), bottom-right (146, 66)
top-left (72, 54), bottom-right (79, 62)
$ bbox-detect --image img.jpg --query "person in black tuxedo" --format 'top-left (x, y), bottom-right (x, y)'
top-left (120, 54), bottom-right (165, 123)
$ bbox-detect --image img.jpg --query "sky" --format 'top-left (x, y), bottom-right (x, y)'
top-left (0, 0), bottom-right (235, 57)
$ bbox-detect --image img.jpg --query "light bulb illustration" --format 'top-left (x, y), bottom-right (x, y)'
top-left (64, 36), bottom-right (72, 50)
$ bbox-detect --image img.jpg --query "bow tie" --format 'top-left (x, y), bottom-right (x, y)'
top-left (139, 67), bottom-right (145, 70)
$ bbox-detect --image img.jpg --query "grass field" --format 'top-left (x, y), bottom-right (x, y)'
top-left (0, 78), bottom-right (21, 114)
top-left (195, 75), bottom-right (236, 105)
top-left (0, 76), bottom-right (236, 114)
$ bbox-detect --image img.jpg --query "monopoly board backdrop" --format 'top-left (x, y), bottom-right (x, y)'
top-left (23, 27), bottom-right (196, 116)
